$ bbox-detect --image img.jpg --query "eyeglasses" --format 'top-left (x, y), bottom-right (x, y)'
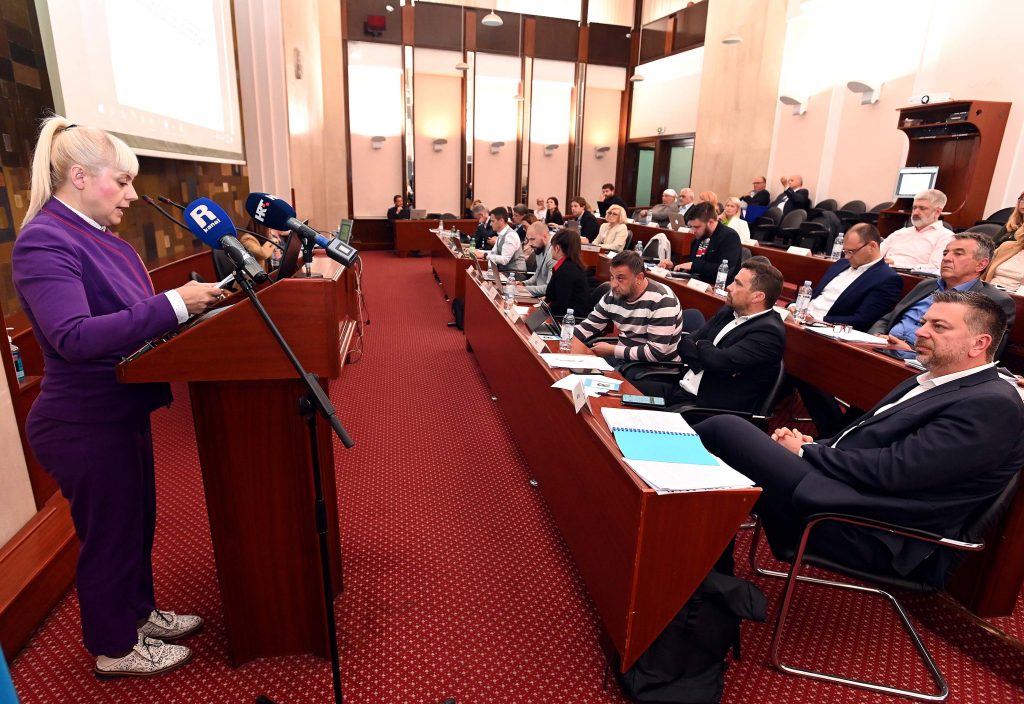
top-left (842, 242), bottom-right (870, 257)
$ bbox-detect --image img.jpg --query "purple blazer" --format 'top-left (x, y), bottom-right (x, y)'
top-left (12, 199), bottom-right (179, 423)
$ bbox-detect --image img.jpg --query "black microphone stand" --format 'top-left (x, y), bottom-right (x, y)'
top-left (298, 230), bottom-right (323, 278)
top-left (229, 267), bottom-right (353, 704)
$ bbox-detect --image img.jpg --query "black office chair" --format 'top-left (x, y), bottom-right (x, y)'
top-left (623, 230), bottom-right (633, 251)
top-left (440, 212), bottom-right (457, 220)
top-left (749, 471), bottom-right (1021, 701)
top-left (974, 207), bottom-right (1013, 227)
top-left (739, 246), bottom-right (752, 264)
top-left (835, 200), bottom-right (866, 230)
top-left (796, 211), bottom-right (840, 253)
top-left (967, 223), bottom-right (1002, 240)
top-left (589, 281), bottom-right (611, 312)
top-left (752, 207), bottom-right (783, 243)
top-left (777, 209), bottom-right (808, 247)
top-left (812, 198), bottom-right (837, 212)
top-left (681, 308), bottom-right (706, 333)
top-left (858, 201), bottom-right (892, 226)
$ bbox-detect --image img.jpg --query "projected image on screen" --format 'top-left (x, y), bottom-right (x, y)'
top-left (37, 0), bottom-right (243, 163)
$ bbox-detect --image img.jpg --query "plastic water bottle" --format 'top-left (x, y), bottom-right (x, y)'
top-left (560, 309), bottom-right (575, 352)
top-left (829, 232), bottom-right (845, 261)
top-left (634, 241), bottom-right (644, 257)
top-left (714, 259), bottom-right (729, 296)
top-left (7, 328), bottom-right (24, 383)
top-left (504, 272), bottom-right (516, 310)
top-left (794, 280), bottom-right (813, 322)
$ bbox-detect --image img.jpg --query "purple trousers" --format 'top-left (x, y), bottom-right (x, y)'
top-left (27, 409), bottom-right (157, 656)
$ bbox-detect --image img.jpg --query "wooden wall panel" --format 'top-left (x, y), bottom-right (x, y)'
top-left (534, 18), bottom-right (580, 63)
top-left (689, 0), bottom-right (786, 201)
top-left (588, 23), bottom-right (631, 67)
top-left (345, 0), bottom-right (403, 45)
top-left (477, 13), bottom-right (522, 56)
top-left (413, 3), bottom-right (463, 50)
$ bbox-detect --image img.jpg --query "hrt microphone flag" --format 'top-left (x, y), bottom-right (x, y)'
top-left (245, 192), bottom-right (359, 267)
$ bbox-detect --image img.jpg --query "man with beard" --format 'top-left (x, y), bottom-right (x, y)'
top-left (517, 222), bottom-right (554, 297)
top-left (574, 251), bottom-right (682, 366)
top-left (880, 189), bottom-right (953, 270)
top-left (695, 290), bottom-right (1024, 584)
top-left (631, 259), bottom-right (786, 412)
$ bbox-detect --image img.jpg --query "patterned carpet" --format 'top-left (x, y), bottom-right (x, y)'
top-left (10, 251), bottom-right (1024, 703)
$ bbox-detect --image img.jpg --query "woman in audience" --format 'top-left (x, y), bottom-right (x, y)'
top-left (12, 116), bottom-right (219, 678)
top-left (993, 191), bottom-right (1024, 246)
top-left (592, 204), bottom-right (630, 251)
top-left (511, 204), bottom-right (537, 242)
top-left (984, 225), bottom-right (1024, 289)
top-left (569, 196), bottom-right (600, 242)
top-left (545, 196), bottom-right (565, 226)
top-left (545, 229), bottom-right (591, 317)
top-left (698, 190), bottom-right (720, 214)
top-left (721, 197), bottom-right (753, 243)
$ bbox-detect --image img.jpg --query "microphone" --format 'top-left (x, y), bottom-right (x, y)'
top-left (183, 197), bottom-right (269, 283)
top-left (159, 195), bottom-right (286, 252)
top-left (245, 192), bottom-right (359, 267)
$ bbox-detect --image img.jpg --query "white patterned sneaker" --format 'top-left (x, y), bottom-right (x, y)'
top-left (94, 633), bottom-right (192, 679)
top-left (138, 609), bottom-right (204, 641)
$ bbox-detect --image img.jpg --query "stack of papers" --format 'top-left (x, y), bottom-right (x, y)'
top-left (805, 327), bottom-right (889, 345)
top-left (539, 354), bottom-right (614, 371)
top-left (600, 407), bottom-right (754, 493)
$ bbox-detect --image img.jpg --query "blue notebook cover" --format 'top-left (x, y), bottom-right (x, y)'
top-left (610, 428), bottom-right (719, 466)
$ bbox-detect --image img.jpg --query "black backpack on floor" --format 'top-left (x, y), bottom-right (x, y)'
top-left (614, 570), bottom-right (767, 704)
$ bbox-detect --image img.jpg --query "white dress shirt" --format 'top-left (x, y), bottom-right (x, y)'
top-left (486, 225), bottom-right (520, 266)
top-left (679, 308), bottom-right (774, 396)
top-left (805, 256), bottom-right (882, 321)
top-left (880, 220), bottom-right (952, 270)
top-left (55, 197), bottom-right (190, 323)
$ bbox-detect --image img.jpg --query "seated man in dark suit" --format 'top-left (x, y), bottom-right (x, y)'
top-left (658, 202), bottom-right (742, 286)
top-left (471, 204), bottom-right (495, 250)
top-left (769, 174), bottom-right (811, 215)
top-left (386, 194), bottom-right (410, 238)
top-left (796, 224), bottom-right (903, 332)
top-left (870, 232), bottom-right (1016, 354)
top-left (697, 290), bottom-right (1024, 586)
top-left (740, 175), bottom-right (771, 207)
top-left (632, 260), bottom-right (787, 412)
top-left (597, 183), bottom-right (628, 217)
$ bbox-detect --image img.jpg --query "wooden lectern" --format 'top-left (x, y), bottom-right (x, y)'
top-left (119, 256), bottom-right (355, 666)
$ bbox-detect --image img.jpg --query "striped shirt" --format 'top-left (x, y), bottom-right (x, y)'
top-left (575, 279), bottom-right (682, 362)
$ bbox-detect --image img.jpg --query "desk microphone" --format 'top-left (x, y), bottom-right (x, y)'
top-left (183, 197), bottom-right (268, 283)
top-left (245, 192), bottom-right (359, 267)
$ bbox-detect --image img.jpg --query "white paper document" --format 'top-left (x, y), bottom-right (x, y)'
top-left (551, 374), bottom-right (623, 397)
top-left (540, 354), bottom-right (614, 371)
top-left (623, 459), bottom-right (755, 493)
top-left (805, 326), bottom-right (889, 345)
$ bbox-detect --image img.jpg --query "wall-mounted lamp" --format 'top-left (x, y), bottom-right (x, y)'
top-left (489, 141), bottom-right (504, 155)
top-left (779, 94), bottom-right (807, 115)
top-left (721, 33), bottom-right (743, 45)
top-left (432, 138), bottom-right (448, 153)
top-left (543, 144), bottom-right (559, 157)
top-left (455, 61), bottom-right (469, 71)
top-left (594, 146), bottom-right (611, 159)
top-left (847, 79), bottom-right (882, 105)
top-left (370, 136), bottom-right (387, 150)
top-left (629, 72), bottom-right (645, 83)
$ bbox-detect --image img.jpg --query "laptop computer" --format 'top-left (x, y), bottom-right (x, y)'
top-left (525, 303), bottom-right (561, 337)
top-left (409, 208), bottom-right (427, 219)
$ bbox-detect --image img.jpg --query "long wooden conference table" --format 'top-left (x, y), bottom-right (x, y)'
top-left (461, 267), bottom-right (760, 672)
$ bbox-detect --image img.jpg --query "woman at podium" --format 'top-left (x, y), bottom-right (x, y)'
top-left (11, 117), bottom-right (223, 678)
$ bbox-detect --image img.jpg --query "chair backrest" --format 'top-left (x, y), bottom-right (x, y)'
top-left (589, 281), bottom-right (611, 311)
top-left (779, 209), bottom-right (807, 229)
top-left (760, 207), bottom-right (783, 226)
top-left (838, 200), bottom-right (866, 214)
top-left (962, 472), bottom-right (1021, 545)
top-left (814, 199), bottom-right (837, 211)
top-left (967, 223), bottom-right (1002, 240)
top-left (212, 249), bottom-right (235, 280)
top-left (525, 250), bottom-right (538, 273)
top-left (681, 308), bottom-right (706, 333)
top-left (624, 230), bottom-right (634, 251)
top-left (740, 247), bottom-right (752, 263)
top-left (440, 212), bottom-right (456, 220)
top-left (984, 207), bottom-right (1014, 223)
top-left (754, 362), bottom-right (787, 418)
top-left (869, 201), bottom-right (892, 213)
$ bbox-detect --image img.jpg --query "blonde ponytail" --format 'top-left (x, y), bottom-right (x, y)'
top-left (21, 115), bottom-right (140, 228)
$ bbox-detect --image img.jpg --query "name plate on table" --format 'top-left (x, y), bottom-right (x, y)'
top-left (774, 306), bottom-right (791, 321)
top-left (787, 246), bottom-right (812, 256)
top-left (528, 332), bottom-right (548, 354)
top-left (686, 278), bottom-right (711, 293)
top-left (504, 306), bottom-right (520, 323)
top-left (603, 251), bottom-right (617, 260)
top-left (570, 377), bottom-right (591, 414)
top-left (487, 284), bottom-right (501, 301)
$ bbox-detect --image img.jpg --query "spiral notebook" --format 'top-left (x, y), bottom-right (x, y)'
top-left (600, 407), bottom-right (718, 466)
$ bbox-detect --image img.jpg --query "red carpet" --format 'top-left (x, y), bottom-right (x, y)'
top-left (10, 251), bottom-right (1024, 703)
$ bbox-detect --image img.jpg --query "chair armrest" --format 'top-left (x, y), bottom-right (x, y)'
top-left (803, 513), bottom-right (984, 551)
top-left (585, 336), bottom-right (619, 347)
top-left (678, 406), bottom-right (756, 421)
top-left (617, 361), bottom-right (688, 380)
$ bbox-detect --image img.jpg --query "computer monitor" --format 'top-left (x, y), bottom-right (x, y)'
top-left (337, 219), bottom-right (354, 245)
top-left (894, 166), bottom-right (939, 199)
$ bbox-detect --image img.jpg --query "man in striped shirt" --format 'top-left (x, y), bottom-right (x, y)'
top-left (575, 250), bottom-right (682, 365)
